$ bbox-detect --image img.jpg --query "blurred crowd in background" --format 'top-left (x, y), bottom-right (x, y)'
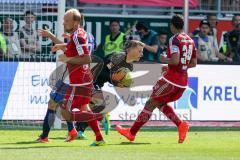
top-left (0, 0), bottom-right (239, 64)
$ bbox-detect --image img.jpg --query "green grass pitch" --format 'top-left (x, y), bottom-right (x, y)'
top-left (0, 128), bottom-right (240, 160)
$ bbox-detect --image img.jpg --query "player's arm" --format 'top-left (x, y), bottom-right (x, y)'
top-left (58, 35), bottom-right (92, 64)
top-left (91, 55), bottom-right (104, 82)
top-left (188, 43), bottom-right (197, 68)
top-left (51, 43), bottom-right (67, 52)
top-left (196, 50), bottom-right (203, 60)
top-left (59, 54), bottom-right (92, 65)
top-left (38, 28), bottom-right (63, 44)
top-left (188, 58), bottom-right (197, 68)
top-left (160, 53), bottom-right (179, 65)
top-left (160, 41), bottom-right (180, 65)
top-left (160, 37), bottom-right (181, 65)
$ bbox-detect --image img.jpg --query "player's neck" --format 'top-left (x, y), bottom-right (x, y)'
top-left (69, 25), bottom-right (81, 34)
top-left (126, 52), bottom-right (133, 63)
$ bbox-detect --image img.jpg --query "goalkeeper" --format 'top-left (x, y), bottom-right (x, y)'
top-left (75, 40), bottom-right (145, 138)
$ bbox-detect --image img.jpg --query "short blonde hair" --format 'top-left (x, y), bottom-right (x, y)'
top-left (125, 40), bottom-right (145, 50)
top-left (65, 8), bottom-right (81, 22)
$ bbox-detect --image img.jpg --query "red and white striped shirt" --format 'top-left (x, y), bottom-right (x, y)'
top-left (64, 28), bottom-right (93, 85)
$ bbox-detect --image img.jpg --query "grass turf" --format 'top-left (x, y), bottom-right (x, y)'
top-left (0, 128), bottom-right (239, 160)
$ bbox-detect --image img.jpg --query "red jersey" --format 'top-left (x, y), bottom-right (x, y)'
top-left (65, 28), bottom-right (93, 85)
top-left (163, 32), bottom-right (196, 87)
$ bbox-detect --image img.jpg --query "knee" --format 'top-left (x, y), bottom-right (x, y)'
top-left (48, 99), bottom-right (59, 111)
top-left (157, 103), bottom-right (166, 111)
top-left (145, 99), bottom-right (159, 111)
top-left (89, 91), bottom-right (105, 111)
top-left (61, 108), bottom-right (72, 121)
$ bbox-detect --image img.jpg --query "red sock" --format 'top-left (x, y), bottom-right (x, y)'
top-left (72, 111), bottom-right (103, 122)
top-left (88, 119), bottom-right (103, 141)
top-left (159, 104), bottom-right (182, 127)
top-left (130, 107), bottom-right (152, 136)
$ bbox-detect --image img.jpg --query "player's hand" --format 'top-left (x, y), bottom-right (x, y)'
top-left (112, 71), bottom-right (125, 82)
top-left (38, 27), bottom-right (53, 38)
top-left (162, 66), bottom-right (168, 73)
top-left (51, 44), bottom-right (66, 52)
top-left (58, 54), bottom-right (69, 63)
top-left (117, 83), bottom-right (124, 88)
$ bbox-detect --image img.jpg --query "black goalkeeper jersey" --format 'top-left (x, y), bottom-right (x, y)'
top-left (91, 52), bottom-right (133, 88)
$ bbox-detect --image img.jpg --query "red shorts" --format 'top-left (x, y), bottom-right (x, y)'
top-left (151, 78), bottom-right (185, 103)
top-left (64, 83), bottom-right (93, 111)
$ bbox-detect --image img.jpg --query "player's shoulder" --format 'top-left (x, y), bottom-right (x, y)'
top-left (179, 33), bottom-right (195, 44)
top-left (72, 28), bottom-right (88, 44)
top-left (110, 52), bottom-right (126, 61)
top-left (74, 28), bottom-right (87, 39)
top-left (169, 34), bottom-right (180, 46)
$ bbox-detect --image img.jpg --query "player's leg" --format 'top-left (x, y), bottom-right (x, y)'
top-left (75, 121), bottom-right (88, 139)
top-left (101, 113), bottom-right (111, 135)
top-left (61, 86), bottom-right (78, 142)
top-left (74, 104), bottom-right (105, 139)
top-left (38, 80), bottom-right (72, 142)
top-left (80, 103), bottom-right (105, 146)
top-left (158, 104), bottom-right (189, 143)
top-left (116, 78), bottom-right (171, 141)
top-left (117, 78), bottom-right (189, 143)
top-left (73, 84), bottom-right (105, 146)
top-left (116, 98), bottom-right (163, 141)
top-left (65, 120), bottom-right (78, 142)
top-left (93, 70), bottom-right (112, 135)
top-left (159, 104), bottom-right (182, 127)
top-left (74, 88), bottom-right (108, 137)
top-left (91, 89), bottom-right (110, 135)
top-left (61, 102), bottom-right (105, 145)
top-left (37, 99), bottom-right (58, 142)
top-left (66, 121), bottom-right (74, 132)
top-left (155, 82), bottom-right (189, 143)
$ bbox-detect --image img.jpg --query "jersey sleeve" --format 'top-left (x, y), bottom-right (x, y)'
top-left (73, 33), bottom-right (89, 56)
top-left (91, 55), bottom-right (104, 82)
top-left (169, 37), bottom-right (180, 55)
top-left (106, 53), bottom-right (126, 71)
top-left (110, 53), bottom-right (126, 66)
